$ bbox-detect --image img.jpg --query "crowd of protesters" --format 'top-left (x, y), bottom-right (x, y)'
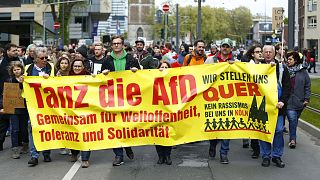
top-left (0, 36), bottom-right (312, 169)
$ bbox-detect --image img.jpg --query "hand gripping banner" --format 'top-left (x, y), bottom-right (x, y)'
top-left (23, 63), bottom-right (278, 151)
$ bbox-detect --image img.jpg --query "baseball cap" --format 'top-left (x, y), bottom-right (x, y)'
top-left (221, 38), bottom-right (233, 47)
top-left (135, 38), bottom-right (145, 45)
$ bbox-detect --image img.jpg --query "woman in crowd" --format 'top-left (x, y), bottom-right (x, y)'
top-left (286, 51), bottom-right (311, 149)
top-left (7, 61), bottom-right (29, 159)
top-left (178, 44), bottom-right (189, 65)
top-left (55, 56), bottom-right (71, 155)
top-left (55, 56), bottom-right (71, 76)
top-left (155, 61), bottom-right (173, 165)
top-left (68, 58), bottom-right (92, 168)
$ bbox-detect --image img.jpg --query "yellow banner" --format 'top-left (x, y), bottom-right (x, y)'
top-left (23, 63), bottom-right (278, 151)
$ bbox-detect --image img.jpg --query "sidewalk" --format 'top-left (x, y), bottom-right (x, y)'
top-left (208, 125), bottom-right (320, 180)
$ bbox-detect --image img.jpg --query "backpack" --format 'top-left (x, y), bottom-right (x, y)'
top-left (187, 54), bottom-right (207, 65)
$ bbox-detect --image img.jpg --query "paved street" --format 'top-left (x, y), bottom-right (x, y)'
top-left (1, 125), bottom-right (320, 180)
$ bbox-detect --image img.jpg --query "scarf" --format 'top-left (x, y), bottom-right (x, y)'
top-left (287, 64), bottom-right (303, 78)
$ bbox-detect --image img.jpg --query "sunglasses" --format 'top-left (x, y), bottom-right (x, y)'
top-left (39, 56), bottom-right (48, 60)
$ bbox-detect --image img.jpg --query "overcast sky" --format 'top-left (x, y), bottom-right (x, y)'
top-left (155, 0), bottom-right (288, 17)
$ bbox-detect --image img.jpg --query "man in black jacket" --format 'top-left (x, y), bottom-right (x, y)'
top-left (260, 45), bottom-right (291, 168)
top-left (0, 43), bottom-right (19, 151)
top-left (101, 35), bottom-right (140, 166)
top-left (134, 39), bottom-right (158, 69)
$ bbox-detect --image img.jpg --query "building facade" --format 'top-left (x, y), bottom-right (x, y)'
top-left (301, 0), bottom-right (319, 50)
top-left (0, 0), bottom-right (111, 46)
top-left (127, 0), bottom-right (154, 44)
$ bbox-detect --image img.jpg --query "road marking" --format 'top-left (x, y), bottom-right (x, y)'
top-left (62, 157), bottom-right (81, 180)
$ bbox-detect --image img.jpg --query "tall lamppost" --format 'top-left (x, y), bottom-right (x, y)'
top-left (196, 0), bottom-right (203, 40)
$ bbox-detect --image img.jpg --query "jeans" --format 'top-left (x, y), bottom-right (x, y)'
top-left (10, 114), bottom-right (29, 148)
top-left (209, 139), bottom-right (230, 156)
top-left (220, 140), bottom-right (230, 155)
top-left (286, 109), bottom-right (303, 142)
top-left (155, 145), bottom-right (172, 157)
top-left (71, 150), bottom-right (91, 161)
top-left (260, 115), bottom-right (284, 159)
top-left (113, 148), bottom-right (124, 158)
top-left (28, 121), bottom-right (50, 159)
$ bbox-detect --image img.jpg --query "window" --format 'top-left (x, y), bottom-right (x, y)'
top-left (75, 16), bottom-right (87, 32)
top-left (308, 16), bottom-right (317, 28)
top-left (20, 12), bottom-right (34, 20)
top-left (21, 0), bottom-right (34, 4)
top-left (137, 27), bottom-right (143, 38)
top-left (308, 0), bottom-right (317, 11)
top-left (0, 13), bottom-right (11, 20)
top-left (43, 0), bottom-right (58, 3)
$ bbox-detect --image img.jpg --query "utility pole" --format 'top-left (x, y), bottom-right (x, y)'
top-left (164, 13), bottom-right (168, 42)
top-left (176, 4), bottom-right (180, 47)
top-left (62, 0), bottom-right (65, 46)
top-left (197, 0), bottom-right (202, 40)
top-left (288, 0), bottom-right (295, 49)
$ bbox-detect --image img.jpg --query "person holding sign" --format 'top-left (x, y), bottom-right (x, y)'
top-left (24, 47), bottom-right (56, 166)
top-left (7, 61), bottom-right (29, 159)
top-left (68, 58), bottom-right (92, 168)
top-left (260, 45), bottom-right (291, 168)
top-left (205, 38), bottom-right (236, 164)
top-left (101, 35), bottom-right (140, 166)
top-left (155, 61), bottom-right (173, 165)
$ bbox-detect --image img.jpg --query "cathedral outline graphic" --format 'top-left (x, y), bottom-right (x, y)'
top-left (204, 95), bottom-right (269, 133)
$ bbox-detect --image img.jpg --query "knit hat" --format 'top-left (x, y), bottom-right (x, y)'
top-left (76, 45), bottom-right (87, 58)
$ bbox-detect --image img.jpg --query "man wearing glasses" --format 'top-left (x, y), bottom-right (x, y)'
top-left (101, 35), bottom-right (140, 166)
top-left (24, 47), bottom-right (56, 166)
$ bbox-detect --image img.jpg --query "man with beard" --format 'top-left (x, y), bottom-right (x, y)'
top-left (204, 38), bottom-right (235, 164)
top-left (205, 38), bottom-right (235, 64)
top-left (134, 39), bottom-right (158, 69)
top-left (183, 39), bottom-right (206, 66)
top-left (91, 43), bottom-right (107, 74)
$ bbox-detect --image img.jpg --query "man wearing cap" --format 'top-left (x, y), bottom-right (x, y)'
top-left (205, 38), bottom-right (235, 64)
top-left (134, 39), bottom-right (158, 69)
top-left (207, 44), bottom-right (218, 57)
top-left (205, 38), bottom-right (236, 164)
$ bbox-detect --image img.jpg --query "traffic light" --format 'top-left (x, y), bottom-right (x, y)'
top-left (160, 29), bottom-right (164, 39)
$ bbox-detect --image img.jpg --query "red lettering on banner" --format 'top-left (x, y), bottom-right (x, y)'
top-left (39, 129), bottom-right (80, 142)
top-left (203, 82), bottom-right (261, 102)
top-left (99, 78), bottom-right (142, 107)
top-left (29, 83), bottom-right (44, 108)
top-left (152, 77), bottom-right (170, 105)
top-left (57, 86), bottom-right (73, 108)
top-left (28, 83), bottom-right (89, 108)
top-left (126, 83), bottom-right (142, 106)
top-left (152, 75), bottom-right (197, 105)
top-left (74, 85), bottom-right (89, 108)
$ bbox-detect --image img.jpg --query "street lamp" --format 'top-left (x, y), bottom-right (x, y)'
top-left (195, 0), bottom-right (204, 40)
